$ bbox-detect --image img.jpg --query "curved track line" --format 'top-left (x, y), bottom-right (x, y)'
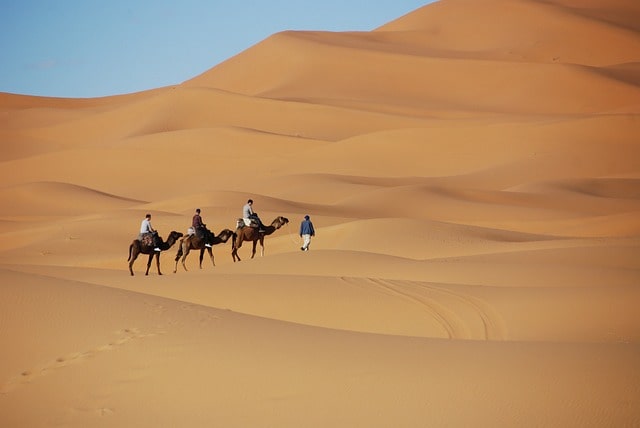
top-left (366, 277), bottom-right (464, 339)
top-left (340, 276), bottom-right (462, 339)
top-left (341, 276), bottom-right (507, 340)
top-left (398, 279), bottom-right (508, 340)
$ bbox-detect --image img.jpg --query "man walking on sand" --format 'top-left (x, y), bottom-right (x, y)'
top-left (299, 215), bottom-right (315, 251)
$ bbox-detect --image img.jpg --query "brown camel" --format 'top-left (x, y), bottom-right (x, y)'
top-left (128, 231), bottom-right (183, 276)
top-left (232, 216), bottom-right (289, 262)
top-left (173, 228), bottom-right (235, 273)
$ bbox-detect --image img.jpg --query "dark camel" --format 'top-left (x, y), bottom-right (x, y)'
top-left (232, 216), bottom-right (289, 262)
top-left (128, 231), bottom-right (183, 276)
top-left (173, 228), bottom-right (235, 273)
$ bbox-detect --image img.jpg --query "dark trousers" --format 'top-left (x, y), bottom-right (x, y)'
top-left (249, 214), bottom-right (264, 229)
top-left (196, 227), bottom-right (211, 244)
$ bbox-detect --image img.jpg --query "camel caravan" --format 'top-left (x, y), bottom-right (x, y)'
top-left (128, 202), bottom-right (290, 276)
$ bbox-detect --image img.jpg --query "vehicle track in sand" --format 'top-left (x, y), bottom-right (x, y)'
top-left (342, 276), bottom-right (507, 340)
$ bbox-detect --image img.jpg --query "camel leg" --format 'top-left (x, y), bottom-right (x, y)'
top-left (145, 253), bottom-right (154, 276)
top-left (173, 249), bottom-right (180, 273)
top-left (155, 253), bottom-right (163, 275)
top-left (259, 237), bottom-right (265, 257)
top-left (232, 236), bottom-right (242, 262)
top-left (251, 240), bottom-right (257, 259)
top-left (181, 247), bottom-right (190, 272)
top-left (128, 244), bottom-right (137, 276)
top-left (199, 248), bottom-right (205, 269)
top-left (129, 254), bottom-right (137, 276)
top-left (207, 247), bottom-right (215, 267)
top-left (174, 239), bottom-right (185, 274)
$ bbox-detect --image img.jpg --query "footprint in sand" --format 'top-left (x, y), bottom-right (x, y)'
top-left (97, 407), bottom-right (115, 417)
top-left (0, 328), bottom-right (160, 394)
top-left (180, 303), bottom-right (221, 324)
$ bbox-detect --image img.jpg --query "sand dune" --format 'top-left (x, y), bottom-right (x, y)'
top-left (188, 30), bottom-right (640, 115)
top-left (1, 0), bottom-right (639, 426)
top-left (0, 181), bottom-right (143, 216)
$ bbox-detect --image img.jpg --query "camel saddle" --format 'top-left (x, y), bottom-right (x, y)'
top-left (138, 233), bottom-right (154, 247)
top-left (238, 218), bottom-right (258, 229)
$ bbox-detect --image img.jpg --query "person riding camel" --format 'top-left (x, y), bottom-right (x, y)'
top-left (242, 199), bottom-right (265, 233)
top-left (139, 213), bottom-right (161, 252)
top-left (192, 208), bottom-right (213, 248)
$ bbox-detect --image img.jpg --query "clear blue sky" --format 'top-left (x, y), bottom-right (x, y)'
top-left (1, 1), bottom-right (433, 98)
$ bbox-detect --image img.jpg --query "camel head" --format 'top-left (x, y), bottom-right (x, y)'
top-left (167, 231), bottom-right (184, 243)
top-left (273, 216), bottom-right (289, 228)
top-left (169, 231), bottom-right (184, 239)
top-left (217, 228), bottom-right (235, 242)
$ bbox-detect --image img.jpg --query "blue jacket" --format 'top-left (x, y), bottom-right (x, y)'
top-left (299, 219), bottom-right (315, 236)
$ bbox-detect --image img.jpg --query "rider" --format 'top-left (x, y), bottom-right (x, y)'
top-left (242, 199), bottom-right (265, 232)
top-left (139, 213), bottom-right (161, 252)
top-left (192, 208), bottom-right (212, 248)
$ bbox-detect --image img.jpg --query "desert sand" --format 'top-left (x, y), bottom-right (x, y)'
top-left (1, 0), bottom-right (639, 426)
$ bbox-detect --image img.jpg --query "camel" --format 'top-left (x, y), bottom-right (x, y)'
top-left (173, 228), bottom-right (235, 273)
top-left (232, 216), bottom-right (289, 262)
top-left (128, 231), bottom-right (183, 276)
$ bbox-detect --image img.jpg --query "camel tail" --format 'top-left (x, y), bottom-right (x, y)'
top-left (174, 245), bottom-right (184, 262)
